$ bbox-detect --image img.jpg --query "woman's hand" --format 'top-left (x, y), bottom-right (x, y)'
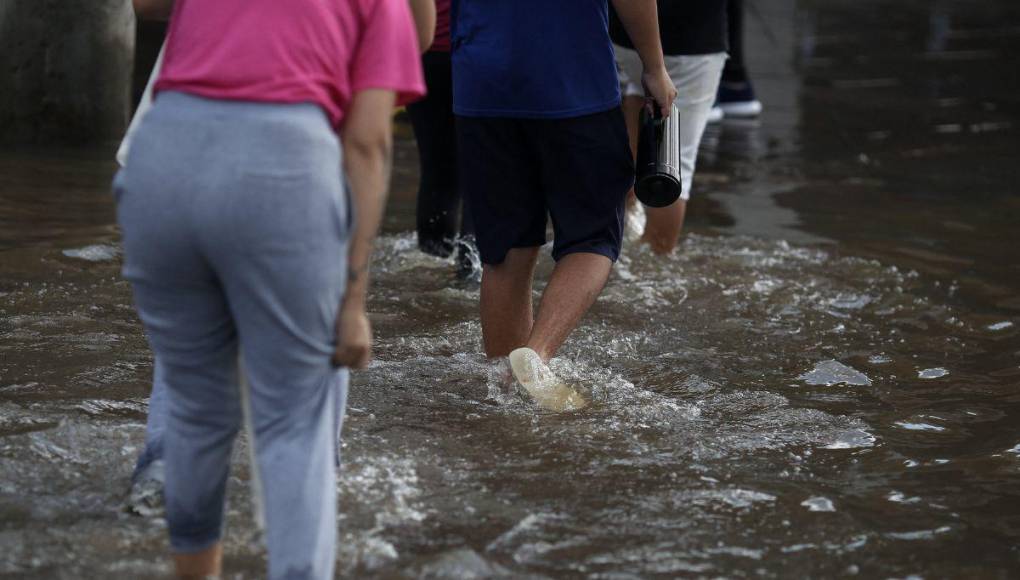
top-left (336, 88), bottom-right (395, 370)
top-left (333, 299), bottom-right (372, 369)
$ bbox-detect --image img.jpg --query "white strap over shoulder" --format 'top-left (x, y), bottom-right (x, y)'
top-left (116, 41), bottom-right (166, 167)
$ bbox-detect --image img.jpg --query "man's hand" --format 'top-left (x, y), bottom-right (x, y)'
top-left (333, 300), bottom-right (372, 369)
top-left (642, 67), bottom-right (678, 118)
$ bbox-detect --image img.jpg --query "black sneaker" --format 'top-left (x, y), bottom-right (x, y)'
top-left (716, 80), bottom-right (763, 118)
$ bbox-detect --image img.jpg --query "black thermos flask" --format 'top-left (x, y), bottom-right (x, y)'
top-left (635, 102), bottom-right (682, 208)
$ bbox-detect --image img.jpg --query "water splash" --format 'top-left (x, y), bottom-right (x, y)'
top-left (61, 244), bottom-right (119, 261)
top-left (798, 360), bottom-right (872, 386)
top-left (802, 497), bottom-right (836, 512)
top-left (918, 368), bottom-right (949, 379)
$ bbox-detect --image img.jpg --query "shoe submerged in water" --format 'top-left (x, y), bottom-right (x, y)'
top-left (508, 347), bottom-right (587, 412)
top-left (126, 458), bottom-right (165, 517)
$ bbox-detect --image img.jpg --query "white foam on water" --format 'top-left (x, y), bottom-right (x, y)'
top-left (895, 421), bottom-right (946, 432)
top-left (512, 537), bottom-right (589, 565)
top-left (827, 292), bottom-right (874, 310)
top-left (987, 321), bottom-right (1014, 331)
top-left (918, 367), bottom-right (949, 379)
top-left (781, 543), bottom-right (818, 553)
top-left (886, 526), bottom-right (952, 541)
top-left (75, 399), bottom-right (147, 417)
top-left (673, 487), bottom-right (779, 511)
top-left (801, 497), bottom-right (836, 512)
top-left (338, 453), bottom-right (427, 570)
top-left (705, 545), bottom-right (764, 560)
top-left (61, 245), bottom-right (119, 262)
top-left (340, 536), bottom-right (399, 571)
top-left (798, 360), bottom-right (872, 386)
top-left (711, 489), bottom-right (778, 509)
top-left (822, 428), bottom-right (876, 449)
top-left (418, 548), bottom-right (510, 578)
top-left (486, 513), bottom-right (559, 552)
top-left (887, 491), bottom-right (922, 504)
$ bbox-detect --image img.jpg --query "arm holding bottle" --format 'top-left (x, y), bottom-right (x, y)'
top-left (610, 0), bottom-right (677, 116)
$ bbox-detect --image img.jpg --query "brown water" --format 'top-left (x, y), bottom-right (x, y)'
top-left (3, 0), bottom-right (1020, 577)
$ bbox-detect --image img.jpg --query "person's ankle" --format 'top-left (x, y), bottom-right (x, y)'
top-left (721, 64), bottom-right (748, 84)
top-left (525, 343), bottom-right (552, 363)
top-left (174, 543), bottom-right (222, 579)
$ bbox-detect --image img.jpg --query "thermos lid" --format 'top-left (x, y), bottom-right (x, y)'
top-left (634, 102), bottom-right (682, 208)
top-left (635, 173), bottom-right (682, 208)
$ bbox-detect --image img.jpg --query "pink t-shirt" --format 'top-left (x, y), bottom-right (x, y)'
top-left (155, 0), bottom-right (426, 129)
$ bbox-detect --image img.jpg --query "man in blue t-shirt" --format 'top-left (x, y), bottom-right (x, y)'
top-left (452, 0), bottom-right (677, 405)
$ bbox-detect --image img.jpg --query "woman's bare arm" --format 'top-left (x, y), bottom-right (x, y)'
top-left (334, 89), bottom-right (397, 368)
top-left (407, 0), bottom-right (436, 53)
top-left (133, 0), bottom-right (174, 20)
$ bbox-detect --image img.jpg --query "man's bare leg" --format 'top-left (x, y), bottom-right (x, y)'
top-left (480, 246), bottom-right (541, 358)
top-left (174, 543), bottom-right (222, 579)
top-left (527, 252), bottom-right (613, 361)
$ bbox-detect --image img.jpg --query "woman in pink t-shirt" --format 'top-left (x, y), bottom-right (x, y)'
top-left (117, 1), bottom-right (424, 577)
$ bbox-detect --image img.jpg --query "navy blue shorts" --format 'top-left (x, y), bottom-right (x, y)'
top-left (456, 107), bottom-right (635, 265)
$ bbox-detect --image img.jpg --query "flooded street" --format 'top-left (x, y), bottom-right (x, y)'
top-left (3, 0), bottom-right (1020, 577)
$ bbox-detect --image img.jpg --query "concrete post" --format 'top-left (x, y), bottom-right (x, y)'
top-left (0, 0), bottom-right (135, 144)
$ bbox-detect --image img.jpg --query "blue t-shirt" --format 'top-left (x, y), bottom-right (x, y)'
top-left (451, 0), bottom-right (622, 119)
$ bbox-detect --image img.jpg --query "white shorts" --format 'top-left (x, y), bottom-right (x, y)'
top-left (614, 46), bottom-right (726, 200)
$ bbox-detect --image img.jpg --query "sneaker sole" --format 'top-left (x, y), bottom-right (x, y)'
top-left (719, 100), bottom-right (763, 118)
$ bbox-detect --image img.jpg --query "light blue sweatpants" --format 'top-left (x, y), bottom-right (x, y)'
top-left (115, 91), bottom-right (349, 579)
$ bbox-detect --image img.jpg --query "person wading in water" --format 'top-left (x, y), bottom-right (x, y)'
top-left (450, 0), bottom-right (677, 410)
top-left (119, 0), bottom-right (424, 576)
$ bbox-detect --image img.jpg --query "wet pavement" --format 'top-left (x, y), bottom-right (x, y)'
top-left (2, 0), bottom-right (1020, 577)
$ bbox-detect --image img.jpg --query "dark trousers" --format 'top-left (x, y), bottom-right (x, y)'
top-left (407, 50), bottom-right (473, 257)
top-left (724, 0), bottom-right (747, 80)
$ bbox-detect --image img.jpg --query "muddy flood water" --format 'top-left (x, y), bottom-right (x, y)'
top-left (2, 0), bottom-right (1020, 578)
